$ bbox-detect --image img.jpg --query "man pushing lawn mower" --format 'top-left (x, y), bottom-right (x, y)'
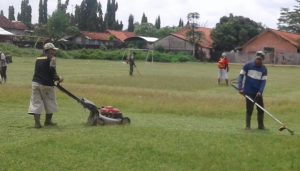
top-left (27, 43), bottom-right (130, 128)
top-left (28, 43), bottom-right (64, 128)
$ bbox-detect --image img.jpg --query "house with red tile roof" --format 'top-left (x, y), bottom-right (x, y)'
top-left (69, 30), bottom-right (135, 49)
top-left (0, 16), bottom-right (28, 35)
top-left (238, 28), bottom-right (300, 64)
top-left (69, 31), bottom-right (112, 48)
top-left (107, 30), bottom-right (135, 42)
top-left (172, 27), bottom-right (213, 49)
top-left (154, 27), bottom-right (213, 59)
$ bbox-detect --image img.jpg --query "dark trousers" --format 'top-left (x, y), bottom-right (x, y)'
top-left (129, 65), bottom-right (134, 76)
top-left (1, 66), bottom-right (7, 82)
top-left (245, 94), bottom-right (264, 129)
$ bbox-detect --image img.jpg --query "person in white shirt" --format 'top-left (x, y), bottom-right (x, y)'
top-left (0, 51), bottom-right (7, 83)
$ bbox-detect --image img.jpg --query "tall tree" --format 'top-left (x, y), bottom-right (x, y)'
top-left (78, 0), bottom-right (103, 31)
top-left (212, 14), bottom-right (264, 53)
top-left (78, 1), bottom-right (87, 30)
top-left (120, 21), bottom-right (123, 30)
top-left (39, 0), bottom-right (44, 24)
top-left (187, 12), bottom-right (200, 57)
top-left (17, 13), bottom-right (21, 21)
top-left (74, 5), bottom-right (80, 26)
top-left (98, 2), bottom-right (105, 31)
top-left (57, 0), bottom-right (61, 9)
top-left (8, 6), bottom-right (15, 20)
top-left (18, 0), bottom-right (32, 27)
top-left (47, 10), bottom-right (69, 40)
top-left (44, 0), bottom-right (48, 23)
top-left (104, 0), bottom-right (119, 30)
top-left (278, 0), bottom-right (300, 33)
top-left (57, 0), bottom-right (69, 13)
top-left (141, 13), bottom-right (148, 23)
top-left (69, 13), bottom-right (76, 26)
top-left (178, 18), bottom-right (184, 27)
top-left (156, 26), bottom-right (180, 38)
top-left (114, 20), bottom-right (123, 30)
top-left (85, 0), bottom-right (99, 31)
top-left (155, 15), bottom-right (161, 29)
top-left (128, 14), bottom-right (135, 32)
top-left (134, 23), bottom-right (157, 37)
top-left (186, 30), bottom-right (203, 59)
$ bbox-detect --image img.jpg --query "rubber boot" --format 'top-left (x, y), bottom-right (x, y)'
top-left (34, 114), bottom-right (42, 129)
top-left (257, 113), bottom-right (265, 130)
top-left (44, 114), bottom-right (57, 126)
top-left (245, 114), bottom-right (251, 130)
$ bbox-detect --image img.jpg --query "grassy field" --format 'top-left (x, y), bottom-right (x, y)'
top-left (0, 56), bottom-right (299, 171)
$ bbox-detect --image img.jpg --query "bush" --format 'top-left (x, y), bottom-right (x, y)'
top-left (154, 45), bottom-right (165, 53)
top-left (0, 43), bottom-right (196, 63)
top-left (0, 43), bottom-right (41, 57)
top-left (62, 49), bottom-right (195, 63)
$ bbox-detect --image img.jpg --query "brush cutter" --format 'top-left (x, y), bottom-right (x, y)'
top-left (56, 83), bottom-right (130, 126)
top-left (230, 79), bottom-right (294, 135)
top-left (135, 67), bottom-right (142, 76)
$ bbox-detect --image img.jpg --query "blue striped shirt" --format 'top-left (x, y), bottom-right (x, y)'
top-left (238, 62), bottom-right (267, 95)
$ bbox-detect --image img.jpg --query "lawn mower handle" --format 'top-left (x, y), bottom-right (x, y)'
top-left (56, 83), bottom-right (82, 103)
top-left (56, 83), bottom-right (100, 115)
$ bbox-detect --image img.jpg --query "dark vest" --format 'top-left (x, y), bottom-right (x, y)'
top-left (32, 56), bottom-right (58, 86)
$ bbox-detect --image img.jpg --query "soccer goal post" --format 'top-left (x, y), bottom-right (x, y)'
top-left (122, 48), bottom-right (154, 63)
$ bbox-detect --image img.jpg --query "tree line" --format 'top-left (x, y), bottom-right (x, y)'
top-left (4, 0), bottom-right (184, 32)
top-left (1, 0), bottom-right (300, 54)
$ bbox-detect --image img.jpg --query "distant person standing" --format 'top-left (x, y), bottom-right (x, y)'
top-left (282, 55), bottom-right (286, 65)
top-left (28, 43), bottom-right (64, 128)
top-left (0, 51), bottom-right (8, 83)
top-left (238, 51), bottom-right (268, 130)
top-left (127, 52), bottom-right (136, 76)
top-left (218, 52), bottom-right (229, 85)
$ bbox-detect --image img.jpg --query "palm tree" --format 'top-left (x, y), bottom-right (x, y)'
top-left (186, 30), bottom-right (203, 59)
top-left (187, 12), bottom-right (202, 59)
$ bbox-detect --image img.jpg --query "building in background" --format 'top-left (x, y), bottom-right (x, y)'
top-left (70, 31), bottom-right (111, 49)
top-left (0, 27), bottom-right (14, 42)
top-left (154, 27), bottom-right (213, 59)
top-left (0, 16), bottom-right (28, 36)
top-left (233, 29), bottom-right (300, 65)
top-left (124, 36), bottom-right (158, 49)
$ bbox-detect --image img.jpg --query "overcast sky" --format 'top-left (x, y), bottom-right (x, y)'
top-left (0, 0), bottom-right (297, 29)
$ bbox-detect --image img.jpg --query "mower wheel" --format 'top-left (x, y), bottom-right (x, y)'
top-left (121, 117), bottom-right (131, 125)
top-left (97, 118), bottom-right (105, 126)
top-left (87, 112), bottom-right (100, 126)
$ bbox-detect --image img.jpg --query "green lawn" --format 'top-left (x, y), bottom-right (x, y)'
top-left (0, 57), bottom-right (299, 171)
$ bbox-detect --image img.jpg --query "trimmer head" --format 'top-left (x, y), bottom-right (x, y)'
top-left (279, 126), bottom-right (286, 131)
top-left (279, 126), bottom-right (294, 135)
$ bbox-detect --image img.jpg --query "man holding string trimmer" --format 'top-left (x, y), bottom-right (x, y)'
top-left (238, 51), bottom-right (268, 130)
top-left (127, 52), bottom-right (137, 76)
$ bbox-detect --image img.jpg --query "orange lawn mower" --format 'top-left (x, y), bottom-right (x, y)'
top-left (56, 83), bottom-right (130, 126)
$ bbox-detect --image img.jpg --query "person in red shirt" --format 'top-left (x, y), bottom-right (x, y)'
top-left (218, 52), bottom-right (229, 85)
